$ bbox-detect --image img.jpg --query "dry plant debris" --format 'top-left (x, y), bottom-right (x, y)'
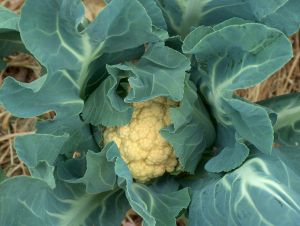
top-left (83, 0), bottom-right (106, 21)
top-left (0, 0), bottom-right (23, 13)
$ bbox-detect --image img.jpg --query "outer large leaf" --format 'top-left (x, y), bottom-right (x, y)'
top-left (187, 148), bottom-right (300, 226)
top-left (157, 0), bottom-right (300, 37)
top-left (15, 134), bottom-right (69, 188)
top-left (260, 93), bottom-right (300, 147)
top-left (183, 22), bottom-right (292, 164)
top-left (0, 71), bottom-right (83, 118)
top-left (19, 0), bottom-right (159, 89)
top-left (36, 115), bottom-right (100, 157)
top-left (0, 177), bottom-right (130, 226)
top-left (107, 147), bottom-right (191, 226)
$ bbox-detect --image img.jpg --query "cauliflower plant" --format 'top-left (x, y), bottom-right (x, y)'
top-left (103, 97), bottom-right (179, 182)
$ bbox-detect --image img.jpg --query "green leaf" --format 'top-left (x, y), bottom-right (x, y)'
top-left (82, 68), bottom-right (133, 126)
top-left (161, 78), bottom-right (215, 173)
top-left (187, 148), bottom-right (300, 226)
top-left (212, 17), bottom-right (252, 31)
top-left (0, 5), bottom-right (19, 31)
top-left (36, 115), bottom-right (100, 157)
top-left (183, 22), bottom-right (292, 156)
top-left (182, 26), bottom-right (214, 54)
top-left (107, 147), bottom-right (191, 226)
top-left (138, 0), bottom-right (167, 30)
top-left (81, 46), bottom-right (145, 99)
top-left (0, 71), bottom-right (83, 118)
top-left (157, 0), bottom-right (300, 36)
top-left (260, 93), bottom-right (300, 147)
top-left (0, 169), bottom-right (5, 183)
top-left (0, 177), bottom-right (130, 226)
top-left (261, 0), bottom-right (300, 36)
top-left (205, 142), bottom-right (249, 173)
top-left (19, 0), bottom-right (159, 88)
top-left (125, 44), bottom-right (190, 102)
top-left (58, 143), bottom-right (117, 194)
top-left (15, 134), bottom-right (69, 188)
top-left (224, 98), bottom-right (274, 154)
top-left (105, 0), bottom-right (167, 30)
top-left (204, 124), bottom-right (249, 173)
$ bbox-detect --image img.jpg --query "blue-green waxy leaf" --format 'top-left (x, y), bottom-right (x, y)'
top-left (0, 71), bottom-right (83, 118)
top-left (107, 147), bottom-right (191, 226)
top-left (224, 98), bottom-right (274, 154)
top-left (36, 115), bottom-right (100, 157)
top-left (0, 177), bottom-right (130, 226)
top-left (58, 144), bottom-right (117, 194)
top-left (205, 142), bottom-right (249, 173)
top-left (212, 17), bottom-right (252, 30)
top-left (82, 46), bottom-right (145, 99)
top-left (0, 5), bottom-right (18, 31)
top-left (82, 67), bottom-right (133, 127)
top-left (183, 22), bottom-right (292, 160)
top-left (138, 0), bottom-right (167, 30)
top-left (182, 26), bottom-right (214, 54)
top-left (187, 148), bottom-right (300, 226)
top-left (260, 93), bottom-right (300, 147)
top-left (15, 134), bottom-right (69, 188)
top-left (19, 0), bottom-right (159, 86)
top-left (0, 169), bottom-right (5, 183)
top-left (260, 0), bottom-right (300, 36)
top-left (205, 124), bottom-right (249, 173)
top-left (157, 0), bottom-right (300, 37)
top-left (161, 78), bottom-right (215, 173)
top-left (125, 44), bottom-right (190, 102)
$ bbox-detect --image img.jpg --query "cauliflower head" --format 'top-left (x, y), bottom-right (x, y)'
top-left (103, 97), bottom-right (178, 182)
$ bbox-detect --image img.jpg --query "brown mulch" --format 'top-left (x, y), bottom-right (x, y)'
top-left (0, 1), bottom-right (299, 226)
top-left (0, 0), bottom-right (23, 13)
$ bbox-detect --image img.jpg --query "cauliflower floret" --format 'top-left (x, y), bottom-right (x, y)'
top-left (103, 97), bottom-right (178, 182)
